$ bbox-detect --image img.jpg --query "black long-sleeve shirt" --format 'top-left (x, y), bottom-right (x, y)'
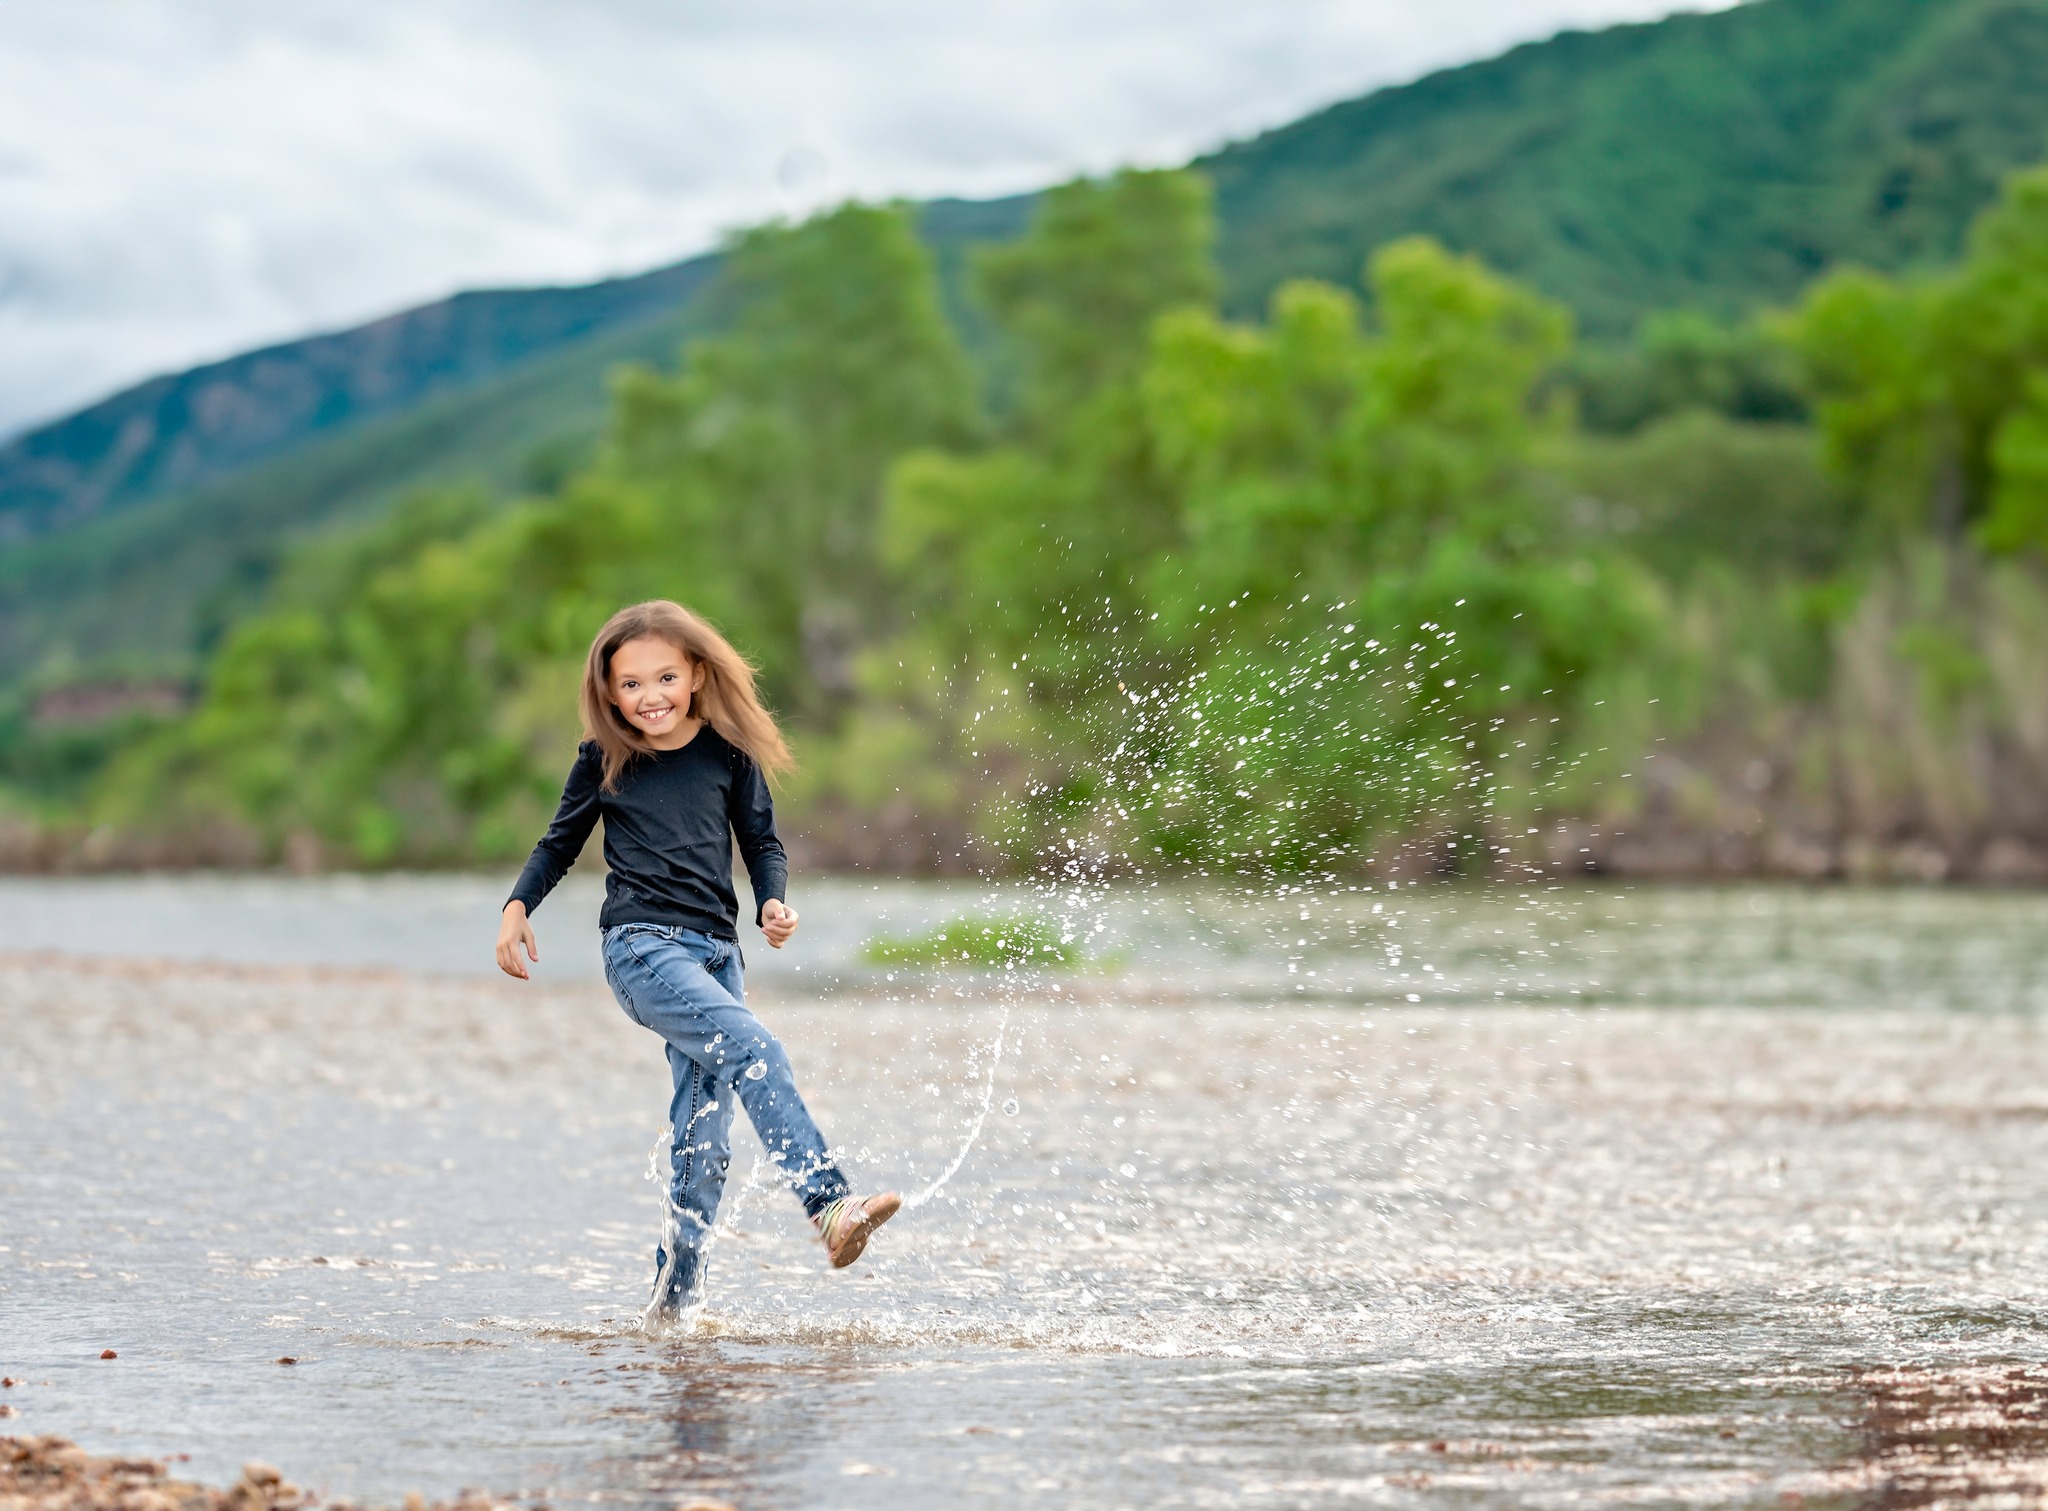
top-left (507, 729), bottom-right (787, 938)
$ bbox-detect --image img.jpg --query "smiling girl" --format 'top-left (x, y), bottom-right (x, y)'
top-left (496, 600), bottom-right (898, 1326)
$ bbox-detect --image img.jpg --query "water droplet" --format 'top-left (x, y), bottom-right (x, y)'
top-left (744, 1061), bottom-right (768, 1081)
top-left (1001, 1098), bottom-right (1020, 1116)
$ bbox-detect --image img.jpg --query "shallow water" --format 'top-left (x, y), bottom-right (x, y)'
top-left (6, 878), bottom-right (2048, 1506)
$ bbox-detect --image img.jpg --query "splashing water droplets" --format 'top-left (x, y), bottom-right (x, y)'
top-left (827, 589), bottom-right (1609, 1320)
top-left (903, 1008), bottom-right (1010, 1211)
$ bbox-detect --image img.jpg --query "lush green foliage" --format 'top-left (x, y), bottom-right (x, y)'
top-left (862, 915), bottom-right (1078, 968)
top-left (62, 155), bottom-right (2048, 879)
top-left (1792, 168), bottom-right (2048, 553)
top-left (872, 177), bottom-right (1665, 874)
top-left (97, 173), bottom-right (1668, 872)
top-left (1563, 311), bottom-right (1809, 436)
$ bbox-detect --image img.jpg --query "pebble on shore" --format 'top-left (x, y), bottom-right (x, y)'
top-left (1, 1437), bottom-right (532, 1511)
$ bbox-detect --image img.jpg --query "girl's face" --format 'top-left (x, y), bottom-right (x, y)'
top-left (609, 635), bottom-right (705, 743)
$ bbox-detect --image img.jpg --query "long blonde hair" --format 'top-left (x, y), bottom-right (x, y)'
top-left (578, 600), bottom-right (793, 791)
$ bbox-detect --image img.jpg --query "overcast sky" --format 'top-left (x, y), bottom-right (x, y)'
top-left (0, 0), bottom-right (1731, 439)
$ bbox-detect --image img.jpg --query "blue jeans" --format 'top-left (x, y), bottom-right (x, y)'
top-left (601, 925), bottom-right (849, 1263)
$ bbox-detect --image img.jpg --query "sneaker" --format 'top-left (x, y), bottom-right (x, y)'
top-left (813, 1192), bottom-right (902, 1270)
top-left (643, 1239), bottom-right (701, 1330)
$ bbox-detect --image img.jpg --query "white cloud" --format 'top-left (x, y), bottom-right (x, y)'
top-left (0, 0), bottom-right (1730, 438)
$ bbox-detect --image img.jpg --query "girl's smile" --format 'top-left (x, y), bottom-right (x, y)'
top-left (609, 635), bottom-right (707, 750)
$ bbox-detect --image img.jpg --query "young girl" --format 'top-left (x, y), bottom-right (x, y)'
top-left (495, 600), bottom-right (899, 1326)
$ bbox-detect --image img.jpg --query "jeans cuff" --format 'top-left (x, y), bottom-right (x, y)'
top-left (801, 1171), bottom-right (852, 1219)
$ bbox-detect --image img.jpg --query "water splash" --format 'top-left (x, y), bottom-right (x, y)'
top-left (846, 592), bottom-right (1616, 1268)
top-left (637, 1099), bottom-right (729, 1334)
top-left (904, 1006), bottom-right (1010, 1210)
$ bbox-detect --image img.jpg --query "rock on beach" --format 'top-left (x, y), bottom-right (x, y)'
top-left (0, 1437), bottom-right (528, 1511)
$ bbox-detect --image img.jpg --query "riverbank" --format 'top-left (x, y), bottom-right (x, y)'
top-left (3, 1437), bottom-right (469, 1511)
top-left (0, 1436), bottom-right (740, 1511)
top-left (2, 810), bottom-right (2045, 886)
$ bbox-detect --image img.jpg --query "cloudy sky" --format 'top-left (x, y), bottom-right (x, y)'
top-left (0, 0), bottom-right (1729, 439)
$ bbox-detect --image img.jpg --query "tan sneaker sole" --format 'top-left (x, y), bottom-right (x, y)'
top-left (824, 1191), bottom-right (902, 1269)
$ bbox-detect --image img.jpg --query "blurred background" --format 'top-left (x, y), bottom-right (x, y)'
top-left (4, 0), bottom-right (2048, 888)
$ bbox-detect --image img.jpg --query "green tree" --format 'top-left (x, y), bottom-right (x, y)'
top-left (884, 182), bottom-right (1663, 874)
top-left (1791, 166), bottom-right (2048, 552)
top-left (974, 169), bottom-right (1217, 432)
top-left (1128, 242), bottom-right (1653, 871)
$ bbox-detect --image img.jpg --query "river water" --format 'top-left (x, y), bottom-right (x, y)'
top-left (6, 876), bottom-right (2048, 1507)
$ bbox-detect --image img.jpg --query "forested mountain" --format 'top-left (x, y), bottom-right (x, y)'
top-left (5, 0), bottom-right (2048, 702)
top-left (1205, 0), bottom-right (2048, 331)
top-left (0, 259), bottom-right (717, 540)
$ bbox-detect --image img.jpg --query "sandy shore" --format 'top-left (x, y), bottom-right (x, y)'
top-left (0, 1437), bottom-right (747, 1511)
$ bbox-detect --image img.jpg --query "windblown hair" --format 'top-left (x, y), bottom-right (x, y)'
top-left (578, 600), bottom-right (793, 791)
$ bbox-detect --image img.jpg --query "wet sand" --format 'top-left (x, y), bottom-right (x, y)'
top-left (0, 1434), bottom-right (749, 1511)
top-left (0, 1433), bottom-right (521, 1511)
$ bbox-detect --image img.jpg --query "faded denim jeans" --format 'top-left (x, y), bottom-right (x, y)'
top-left (602, 924), bottom-right (849, 1273)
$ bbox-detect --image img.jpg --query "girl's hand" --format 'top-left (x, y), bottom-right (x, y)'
top-left (497, 901), bottom-right (538, 979)
top-left (761, 898), bottom-right (799, 950)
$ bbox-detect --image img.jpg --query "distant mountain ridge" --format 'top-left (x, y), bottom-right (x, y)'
top-left (1205, 0), bottom-right (2048, 330)
top-left (0, 257), bottom-right (717, 541)
top-left (6, 0), bottom-right (2048, 690)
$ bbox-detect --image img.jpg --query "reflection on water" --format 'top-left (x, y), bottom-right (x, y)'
top-left (1823, 1366), bottom-right (2048, 1507)
top-left (4, 879), bottom-right (2048, 1505)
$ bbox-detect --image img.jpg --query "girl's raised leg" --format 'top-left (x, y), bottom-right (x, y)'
top-left (605, 926), bottom-right (851, 1217)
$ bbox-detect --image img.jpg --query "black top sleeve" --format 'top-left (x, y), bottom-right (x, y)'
top-left (507, 743), bottom-right (603, 915)
top-left (727, 747), bottom-right (788, 927)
